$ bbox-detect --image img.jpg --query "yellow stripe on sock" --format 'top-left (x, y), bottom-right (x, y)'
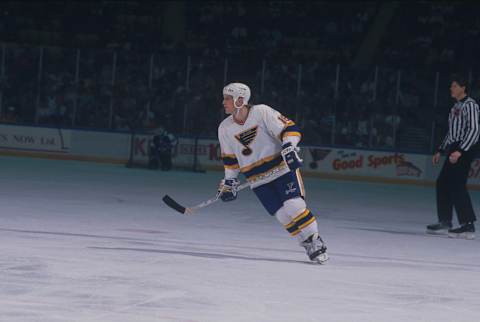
top-left (290, 228), bottom-right (301, 236)
top-left (284, 209), bottom-right (309, 230)
top-left (298, 217), bottom-right (316, 230)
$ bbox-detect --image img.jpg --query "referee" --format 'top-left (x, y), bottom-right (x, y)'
top-left (426, 75), bottom-right (479, 239)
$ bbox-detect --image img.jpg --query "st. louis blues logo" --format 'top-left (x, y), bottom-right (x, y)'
top-left (285, 182), bottom-right (297, 195)
top-left (235, 126), bottom-right (258, 156)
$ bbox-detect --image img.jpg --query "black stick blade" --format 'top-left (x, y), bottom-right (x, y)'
top-left (162, 195), bottom-right (186, 214)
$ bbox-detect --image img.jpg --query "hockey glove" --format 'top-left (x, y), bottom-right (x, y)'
top-left (217, 178), bottom-right (240, 202)
top-left (281, 142), bottom-right (303, 171)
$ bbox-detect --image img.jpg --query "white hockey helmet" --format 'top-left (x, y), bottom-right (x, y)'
top-left (223, 82), bottom-right (251, 108)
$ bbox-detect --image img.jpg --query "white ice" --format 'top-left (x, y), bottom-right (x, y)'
top-left (1, 156), bottom-right (479, 322)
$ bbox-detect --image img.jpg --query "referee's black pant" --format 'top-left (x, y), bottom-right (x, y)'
top-left (436, 148), bottom-right (477, 225)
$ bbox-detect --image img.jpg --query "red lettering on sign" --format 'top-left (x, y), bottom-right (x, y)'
top-left (367, 153), bottom-right (405, 169)
top-left (332, 156), bottom-right (363, 171)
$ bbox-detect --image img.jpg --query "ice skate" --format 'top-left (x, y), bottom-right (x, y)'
top-left (301, 233), bottom-right (328, 264)
top-left (426, 222), bottom-right (451, 235)
top-left (448, 223), bottom-right (475, 240)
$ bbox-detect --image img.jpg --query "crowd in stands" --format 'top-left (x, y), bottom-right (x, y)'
top-left (1, 1), bottom-right (480, 153)
top-left (186, 2), bottom-right (376, 64)
top-left (0, 1), bottom-right (169, 51)
top-left (378, 2), bottom-right (480, 71)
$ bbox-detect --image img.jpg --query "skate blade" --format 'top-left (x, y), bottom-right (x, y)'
top-left (311, 253), bottom-right (329, 264)
top-left (426, 229), bottom-right (448, 235)
top-left (448, 232), bottom-right (475, 240)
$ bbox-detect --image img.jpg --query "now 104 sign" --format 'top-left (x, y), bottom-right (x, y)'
top-left (0, 125), bottom-right (70, 153)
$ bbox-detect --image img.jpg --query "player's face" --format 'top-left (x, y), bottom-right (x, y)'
top-left (450, 81), bottom-right (465, 99)
top-left (223, 95), bottom-right (235, 114)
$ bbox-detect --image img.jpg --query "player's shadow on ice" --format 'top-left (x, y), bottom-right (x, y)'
top-left (89, 246), bottom-right (312, 265)
top-left (0, 227), bottom-right (310, 264)
top-left (348, 227), bottom-right (431, 237)
top-left (346, 226), bottom-right (480, 241)
top-left (0, 228), bottom-right (168, 242)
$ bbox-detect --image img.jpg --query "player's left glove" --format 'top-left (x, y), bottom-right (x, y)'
top-left (217, 178), bottom-right (240, 202)
top-left (281, 142), bottom-right (303, 171)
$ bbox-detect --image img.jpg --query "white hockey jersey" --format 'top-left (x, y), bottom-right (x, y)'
top-left (218, 104), bottom-right (301, 188)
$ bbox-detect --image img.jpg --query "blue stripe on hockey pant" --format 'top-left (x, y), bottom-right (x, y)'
top-left (252, 171), bottom-right (304, 215)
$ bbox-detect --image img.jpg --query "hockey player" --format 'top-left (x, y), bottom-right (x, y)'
top-left (148, 127), bottom-right (178, 171)
top-left (217, 83), bottom-right (328, 263)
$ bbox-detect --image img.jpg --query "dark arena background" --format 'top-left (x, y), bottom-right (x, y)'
top-left (0, 2), bottom-right (479, 322)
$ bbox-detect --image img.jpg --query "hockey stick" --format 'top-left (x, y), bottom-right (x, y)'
top-left (162, 181), bottom-right (250, 215)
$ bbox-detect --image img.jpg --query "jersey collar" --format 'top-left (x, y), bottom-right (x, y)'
top-left (233, 106), bottom-right (251, 125)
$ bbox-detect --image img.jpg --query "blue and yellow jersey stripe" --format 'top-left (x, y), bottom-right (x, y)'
top-left (240, 153), bottom-right (286, 181)
top-left (280, 121), bottom-right (302, 140)
top-left (222, 153), bottom-right (239, 170)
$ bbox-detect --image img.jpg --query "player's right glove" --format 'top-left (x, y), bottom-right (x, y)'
top-left (281, 142), bottom-right (303, 171)
top-left (217, 178), bottom-right (239, 202)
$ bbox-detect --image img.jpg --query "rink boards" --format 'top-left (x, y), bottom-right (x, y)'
top-left (0, 124), bottom-right (479, 188)
top-left (165, 137), bottom-right (480, 188)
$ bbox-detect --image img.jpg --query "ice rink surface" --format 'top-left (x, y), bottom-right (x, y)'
top-left (1, 155), bottom-right (479, 322)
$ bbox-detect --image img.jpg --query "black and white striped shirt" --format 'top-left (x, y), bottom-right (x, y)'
top-left (439, 96), bottom-right (480, 153)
